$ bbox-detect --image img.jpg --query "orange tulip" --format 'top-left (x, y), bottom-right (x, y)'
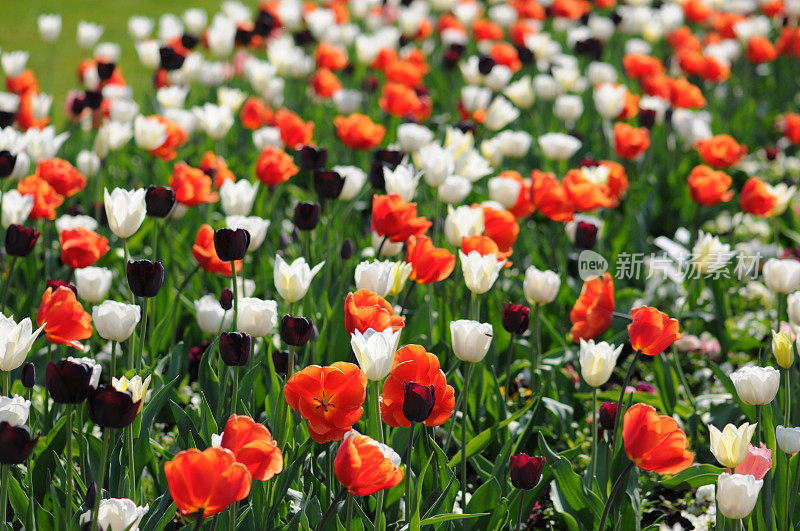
top-left (371, 194), bottom-right (432, 243)
top-left (334, 430), bottom-right (404, 496)
top-left (220, 415), bottom-right (283, 481)
top-left (344, 289), bottom-right (405, 335)
top-left (627, 306), bottom-right (683, 356)
top-left (5, 69), bottom-right (38, 95)
top-left (570, 273), bottom-right (615, 341)
top-left (35, 158), bottom-right (86, 198)
top-left (380, 345), bottom-right (455, 428)
top-left (489, 42), bottom-right (521, 72)
top-left (687, 165), bottom-right (733, 206)
top-left (335, 114), bottom-right (386, 150)
top-left (198, 151), bottom-right (235, 189)
top-left (36, 286), bottom-right (93, 350)
top-left (255, 146), bottom-right (299, 187)
top-left (274, 108), bottom-right (314, 150)
top-left (740, 177), bottom-right (778, 217)
top-left (379, 82), bottom-right (423, 119)
top-left (17, 175), bottom-right (63, 220)
top-left (406, 236), bottom-right (456, 284)
top-left (284, 362), bottom-right (367, 443)
top-left (622, 54), bottom-right (665, 80)
top-left (239, 97), bottom-right (272, 130)
top-left (481, 205), bottom-right (519, 253)
top-left (746, 36), bottom-right (777, 64)
top-left (623, 403), bottom-right (694, 474)
top-left (192, 224), bottom-right (242, 277)
top-left (781, 113), bottom-right (800, 145)
top-left (669, 77), bottom-right (706, 109)
top-left (602, 161), bottom-right (629, 204)
top-left (695, 135), bottom-right (747, 168)
top-left (165, 447), bottom-right (252, 518)
top-left (59, 228), bottom-right (109, 269)
top-left (314, 42), bottom-right (348, 71)
top-left (147, 115), bottom-right (188, 161)
top-left (461, 235), bottom-right (512, 267)
top-left (530, 170), bottom-right (575, 222)
top-left (170, 162), bottom-right (218, 207)
top-left (613, 122), bottom-right (650, 160)
top-left (562, 169), bottom-right (613, 212)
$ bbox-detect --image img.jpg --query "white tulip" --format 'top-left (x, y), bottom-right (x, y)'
top-left (92, 301), bottom-right (141, 342)
top-left (38, 14), bottom-right (62, 42)
top-left (355, 261), bottom-right (395, 297)
top-left (1, 51), bottom-right (28, 78)
top-left (80, 498), bottom-right (149, 531)
top-left (334, 166), bottom-right (367, 201)
top-left (716, 473), bottom-right (762, 520)
top-left (397, 123), bottom-right (433, 153)
top-left (56, 214), bottom-right (98, 233)
top-left (765, 183), bottom-right (796, 217)
top-left (24, 125), bottom-right (69, 162)
top-left (350, 328), bottom-right (401, 380)
top-left (730, 366), bottom-right (780, 406)
top-left (579, 339), bottom-right (622, 387)
top-left (484, 96), bottom-right (519, 131)
top-left (450, 320), bottom-right (493, 362)
top-left (383, 163), bottom-right (420, 202)
top-left (133, 115), bottom-right (167, 151)
top-left (0, 190), bottom-right (33, 228)
top-left (460, 250), bottom-right (504, 294)
top-left (503, 76), bottom-right (535, 108)
top-left (104, 188), bottom-right (146, 239)
top-left (217, 87), bottom-right (247, 113)
top-left (0, 395), bottom-right (31, 427)
top-left (76, 150), bottom-right (101, 177)
top-left (77, 21), bottom-right (104, 50)
top-left (75, 267), bottom-right (113, 303)
top-left (128, 16), bottom-right (154, 41)
top-left (225, 216), bottom-right (269, 251)
top-left (0, 315), bottom-right (44, 372)
top-left (220, 180), bottom-right (258, 216)
top-left (252, 127), bottom-right (282, 150)
top-left (444, 205), bottom-right (484, 247)
top-left (554, 94), bottom-right (584, 124)
top-left (776, 425), bottom-right (800, 454)
top-left (788, 292), bottom-right (800, 326)
top-left (416, 144), bottom-right (454, 188)
top-left (183, 8), bottom-right (208, 35)
top-left (538, 132), bottom-right (581, 161)
top-left (194, 295), bottom-right (232, 334)
top-left (135, 40), bottom-right (160, 70)
top-left (371, 232), bottom-right (404, 257)
top-left (193, 103), bottom-right (234, 140)
top-left (692, 232), bottom-right (732, 275)
top-left (523, 266), bottom-right (561, 305)
top-left (763, 258), bottom-right (800, 294)
top-left (236, 298), bottom-right (278, 337)
top-left (274, 255), bottom-right (325, 303)
top-left (112, 375), bottom-right (151, 406)
top-left (438, 176), bottom-right (471, 205)
top-left (593, 84), bottom-right (627, 120)
top-left (488, 176), bottom-right (522, 209)
top-left (494, 130), bottom-right (532, 158)
top-left (709, 423), bottom-right (757, 468)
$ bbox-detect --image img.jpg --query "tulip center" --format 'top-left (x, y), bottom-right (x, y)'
top-left (314, 393), bottom-right (335, 412)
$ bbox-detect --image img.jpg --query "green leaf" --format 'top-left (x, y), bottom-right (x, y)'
top-left (419, 513), bottom-right (488, 525)
top-left (660, 464), bottom-right (724, 489)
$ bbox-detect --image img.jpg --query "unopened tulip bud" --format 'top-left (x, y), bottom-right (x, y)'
top-left (219, 289), bottom-right (233, 311)
top-left (579, 339), bottom-right (622, 388)
top-left (772, 330), bottom-right (794, 369)
top-left (293, 202), bottom-right (321, 231)
top-left (85, 482), bottom-right (97, 509)
top-left (450, 320), bottom-right (493, 363)
top-left (716, 473), bottom-right (762, 520)
top-left (145, 185), bottom-right (176, 218)
top-left (340, 238), bottom-right (355, 260)
top-left (219, 332), bottom-right (252, 367)
top-left (730, 366), bottom-right (780, 405)
top-left (127, 260), bottom-right (165, 298)
top-left (280, 315), bottom-right (314, 347)
top-left (272, 350), bottom-right (291, 376)
top-left (213, 228), bottom-right (250, 262)
top-left (20, 362), bottom-right (36, 388)
top-left (509, 453), bottom-right (545, 490)
top-left (523, 266), bottom-right (560, 305)
top-left (598, 402), bottom-right (618, 431)
top-left (313, 170), bottom-right (344, 200)
top-left (776, 426), bottom-right (800, 454)
top-left (402, 382), bottom-right (436, 423)
top-left (502, 302), bottom-right (530, 335)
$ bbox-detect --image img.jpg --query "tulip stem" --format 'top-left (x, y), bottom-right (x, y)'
top-left (443, 362), bottom-right (468, 453)
top-left (1, 370), bottom-right (9, 397)
top-left (598, 461), bottom-right (634, 530)
top-left (345, 493), bottom-right (354, 531)
top-left (128, 424), bottom-right (136, 503)
top-left (230, 260), bottom-right (239, 332)
top-left (612, 351), bottom-right (640, 448)
top-left (193, 509), bottom-right (205, 531)
top-left (231, 366), bottom-right (239, 418)
top-left (317, 488), bottom-right (346, 531)
top-left (406, 422), bottom-right (416, 523)
top-left (65, 404), bottom-right (74, 527)
top-left (371, 380), bottom-right (385, 529)
top-left (530, 303), bottom-right (541, 377)
top-left (110, 341), bottom-right (117, 380)
top-left (461, 363), bottom-right (475, 514)
top-left (785, 369), bottom-right (791, 427)
top-left (785, 369), bottom-right (791, 530)
top-left (228, 502), bottom-right (237, 531)
top-left (516, 490), bottom-right (525, 531)
top-left (136, 298), bottom-right (149, 374)
top-left (92, 430), bottom-right (111, 531)
top-left (505, 335), bottom-right (515, 400)
top-left (590, 387), bottom-right (598, 488)
top-left (0, 256), bottom-right (18, 313)
top-left (0, 465), bottom-right (8, 529)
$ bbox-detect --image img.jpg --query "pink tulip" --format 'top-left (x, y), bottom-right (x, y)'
top-left (735, 444), bottom-right (772, 480)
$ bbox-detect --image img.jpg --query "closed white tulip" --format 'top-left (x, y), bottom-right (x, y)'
top-left (763, 258), bottom-right (800, 294)
top-left (484, 96), bottom-right (519, 131)
top-left (75, 267), bottom-right (113, 303)
top-left (579, 339), bottom-right (622, 387)
top-left (538, 132), bottom-right (581, 161)
top-left (355, 261), bottom-right (395, 297)
top-left (104, 188), bottom-right (146, 239)
top-left (236, 298), bottom-right (278, 337)
top-left (716, 473), bottom-right (762, 520)
top-left (0, 315), bottom-right (44, 372)
top-left (709, 422), bottom-right (757, 468)
top-left (194, 295), bottom-right (232, 334)
top-left (397, 123), bottom-right (433, 153)
top-left (416, 144), bottom-right (454, 188)
top-left (460, 251), bottom-right (504, 294)
top-left (133, 115), bottom-right (168, 151)
top-left (438, 176), bottom-right (472, 205)
top-left (274, 255), bottom-right (325, 303)
top-left (333, 166), bottom-right (367, 201)
top-left (77, 21), bottom-right (104, 50)
top-left (80, 498), bottom-right (149, 531)
top-left (0, 395), bottom-right (31, 426)
top-left (593, 84), bottom-right (627, 119)
top-left (93, 301), bottom-right (141, 342)
top-left (488, 176), bottom-right (522, 209)
top-left (776, 426), bottom-right (800, 454)
top-left (351, 328), bottom-right (401, 380)
top-left (730, 366), bottom-right (780, 405)
top-left (450, 320), bottom-right (493, 362)
top-left (523, 266), bottom-right (560, 305)
top-left (76, 150), bottom-right (101, 177)
top-left (38, 14), bottom-right (62, 42)
top-left (220, 180), bottom-right (259, 216)
top-left (1, 190), bottom-right (34, 229)
top-left (444, 205), bottom-right (484, 247)
top-left (788, 292), bottom-right (800, 326)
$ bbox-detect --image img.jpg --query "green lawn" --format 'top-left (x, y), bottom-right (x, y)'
top-left (0, 0), bottom-right (225, 123)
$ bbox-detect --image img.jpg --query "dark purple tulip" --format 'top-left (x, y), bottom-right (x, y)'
top-left (47, 279), bottom-right (77, 295)
top-left (573, 221), bottom-right (599, 250)
top-left (46, 360), bottom-right (94, 404)
top-left (219, 332), bottom-right (252, 367)
top-left (127, 260), bottom-right (165, 298)
top-left (21, 362), bottom-right (36, 389)
top-left (299, 145), bottom-right (328, 170)
top-left (635, 381), bottom-right (657, 394)
top-left (0, 422), bottom-right (38, 464)
top-left (87, 385), bottom-right (141, 429)
top-left (84, 90), bottom-right (103, 110)
top-left (402, 382), bottom-right (436, 423)
top-left (213, 228), bottom-right (250, 261)
top-left (5, 224), bottom-right (40, 257)
top-left (313, 169), bottom-right (345, 199)
top-left (340, 238), bottom-right (355, 260)
top-left (516, 45), bottom-right (533, 64)
top-left (478, 55), bottom-right (495, 75)
top-left (0, 112), bottom-right (15, 130)
top-left (369, 149), bottom-right (404, 189)
top-left (85, 482), bottom-right (97, 509)
top-left (280, 315), bottom-right (314, 347)
top-left (235, 27), bottom-right (253, 46)
top-left (272, 350), bottom-right (292, 376)
top-left (638, 109), bottom-right (657, 129)
top-left (181, 33), bottom-right (200, 49)
top-left (219, 289), bottom-right (233, 311)
top-left (254, 10), bottom-right (276, 36)
top-left (502, 303), bottom-right (530, 335)
top-left (0, 150), bottom-right (16, 178)
top-left (509, 453), bottom-right (545, 490)
top-left (598, 402), bottom-right (618, 431)
top-left (96, 62), bottom-right (115, 81)
top-left (159, 46), bottom-right (185, 70)
top-left (145, 186), bottom-right (176, 218)
top-left (294, 202), bottom-right (321, 231)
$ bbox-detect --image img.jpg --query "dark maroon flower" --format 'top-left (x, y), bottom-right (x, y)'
top-left (573, 221), bottom-right (599, 250)
top-left (293, 202), bottom-right (321, 231)
top-left (502, 302), bottom-right (530, 335)
top-left (598, 402), bottom-right (618, 431)
top-left (254, 10), bottom-right (276, 36)
top-left (478, 55), bottom-right (495, 75)
top-left (181, 34), bottom-right (199, 49)
top-left (87, 384), bottom-right (141, 429)
top-left (340, 238), bottom-right (355, 260)
top-left (21, 362), bottom-right (36, 389)
top-left (214, 228), bottom-right (250, 261)
top-left (272, 350), bottom-right (293, 376)
top-left (369, 149), bottom-right (404, 189)
top-left (219, 288), bottom-right (233, 311)
top-left (159, 46), bottom-right (185, 71)
top-left (46, 359), bottom-right (94, 404)
top-left (280, 315), bottom-right (313, 347)
top-left (84, 90), bottom-right (103, 110)
top-left (402, 382), bottom-right (436, 423)
top-left (46, 279), bottom-right (77, 295)
top-left (313, 170), bottom-right (345, 199)
top-left (0, 150), bottom-right (17, 178)
top-left (638, 109), bottom-right (657, 129)
top-left (96, 62), bottom-right (116, 81)
top-left (509, 453), bottom-right (545, 490)
top-left (0, 422), bottom-right (38, 464)
top-left (219, 332), bottom-right (252, 367)
top-left (127, 260), bottom-right (165, 298)
top-left (234, 27), bottom-right (253, 46)
top-left (635, 381), bottom-right (657, 394)
top-left (0, 112), bottom-right (15, 130)
top-left (299, 145), bottom-right (328, 170)
top-left (5, 224), bottom-right (39, 257)
top-left (85, 482), bottom-right (97, 509)
top-left (145, 186), bottom-right (176, 218)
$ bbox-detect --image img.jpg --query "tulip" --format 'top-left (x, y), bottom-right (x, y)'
top-left (716, 473), bottom-right (763, 520)
top-left (350, 327), bottom-right (400, 381)
top-left (763, 258), bottom-right (800, 294)
top-left (87, 384), bottom-right (142, 429)
top-left (691, 232), bottom-right (731, 274)
top-left (213, 228), bottom-right (250, 262)
top-left (219, 289), bottom-right (233, 311)
top-left (709, 422), bottom-right (757, 468)
top-left (566, 219), bottom-right (600, 250)
top-left (45, 358), bottom-right (99, 404)
top-left (112, 375), bottom-right (151, 413)
top-left (127, 260), bottom-right (165, 298)
top-left (219, 332), bottom-right (252, 367)
top-left (0, 315), bottom-right (44, 372)
top-left (76, 150), bottom-right (100, 177)
top-left (523, 266), bottom-right (560, 305)
top-left (1, 190), bottom-right (33, 228)
top-left (403, 382), bottom-right (436, 423)
top-left (20, 362), bottom-right (35, 388)
top-left (538, 132), bottom-right (581, 160)
top-left (294, 202), bottom-right (321, 231)
top-left (335, 166), bottom-right (367, 201)
top-left (225, 216), bottom-right (269, 251)
top-left (355, 261), bottom-right (395, 298)
top-left (220, 180), bottom-right (259, 217)
top-left (92, 301), bottom-right (141, 342)
top-left (334, 430), bottom-right (404, 496)
top-left (79, 498), bottom-right (148, 531)
top-left (75, 267), bottom-right (113, 303)
top-left (502, 302), bottom-right (530, 335)
top-left (459, 250), bottom-right (505, 295)
top-left (788, 292), bottom-right (800, 327)
top-left (37, 14), bottom-right (62, 42)
top-left (773, 330), bottom-right (794, 368)
top-left (104, 188), bottom-right (147, 239)
top-left (273, 255), bottom-right (325, 303)
top-left (4, 224), bottom-right (39, 257)
top-left (579, 339), bottom-right (622, 388)
top-left (219, 415), bottom-right (283, 481)
top-left (450, 320), bottom-right (493, 363)
top-left (627, 306), bottom-right (683, 357)
top-left (236, 298), bottom-right (278, 337)
top-left (313, 170), bottom-right (345, 200)
top-left (144, 186), bottom-right (176, 218)
top-left (280, 315), bottom-right (314, 347)
top-left (444, 205), bottom-right (484, 248)
top-left (0, 395), bottom-right (30, 426)
top-left (509, 453), bottom-right (545, 490)
top-left (0, 421), bottom-right (37, 464)
top-left (734, 444), bottom-right (771, 481)
top-left (776, 425), bottom-right (800, 453)
top-left (272, 350), bottom-right (291, 376)
top-left (194, 295), bottom-right (232, 334)
top-left (299, 146), bottom-right (328, 170)
top-left (598, 402), bottom-right (618, 431)
top-left (730, 366), bottom-right (780, 405)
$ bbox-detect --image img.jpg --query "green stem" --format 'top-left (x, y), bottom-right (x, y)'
top-left (65, 405), bottom-right (74, 527)
top-left (2, 371), bottom-right (9, 397)
top-left (92, 430), bottom-right (111, 531)
top-left (590, 387), bottom-right (598, 488)
top-left (371, 381), bottom-right (385, 529)
top-left (110, 341), bottom-right (117, 380)
top-left (531, 303), bottom-right (541, 376)
top-left (193, 509), bottom-right (205, 531)
top-left (672, 347), bottom-right (696, 410)
top-left (345, 493), bottom-right (354, 531)
top-left (128, 424), bottom-right (136, 503)
top-left (598, 462), bottom-right (635, 530)
top-left (230, 366), bottom-right (239, 418)
top-left (612, 351), bottom-right (641, 447)
top-left (516, 490), bottom-right (525, 531)
top-left (318, 488), bottom-right (346, 531)
top-left (228, 502), bottom-right (237, 531)
top-left (461, 363), bottom-right (475, 513)
top-left (0, 465), bottom-right (8, 530)
top-left (406, 422), bottom-right (416, 523)
top-left (505, 335), bottom-right (515, 397)
top-left (136, 298), bottom-right (148, 374)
